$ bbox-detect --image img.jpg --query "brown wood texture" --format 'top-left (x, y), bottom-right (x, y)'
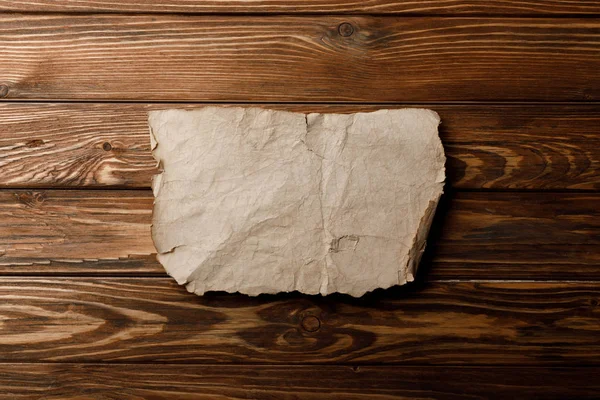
top-left (2, 0), bottom-right (600, 15)
top-left (0, 4), bottom-right (598, 397)
top-left (0, 16), bottom-right (598, 102)
top-left (1, 190), bottom-right (598, 279)
top-left (0, 364), bottom-right (598, 400)
top-left (1, 103), bottom-right (599, 190)
top-left (0, 278), bottom-right (598, 364)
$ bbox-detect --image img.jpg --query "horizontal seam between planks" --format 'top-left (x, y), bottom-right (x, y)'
top-left (0, 360), bottom-right (596, 366)
top-left (1, 188), bottom-right (599, 193)
top-left (0, 362), bottom-right (598, 369)
top-left (0, 11), bottom-right (599, 18)
top-left (0, 276), bottom-right (597, 282)
top-left (1, 362), bottom-right (599, 368)
top-left (2, 100), bottom-right (600, 106)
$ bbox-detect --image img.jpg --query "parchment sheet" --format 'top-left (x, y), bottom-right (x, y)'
top-left (149, 107), bottom-right (445, 297)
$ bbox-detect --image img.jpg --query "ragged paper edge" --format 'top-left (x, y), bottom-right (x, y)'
top-left (148, 107), bottom-right (445, 297)
top-left (404, 198), bottom-right (441, 284)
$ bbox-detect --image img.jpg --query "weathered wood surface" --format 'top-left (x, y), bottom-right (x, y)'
top-left (1, 190), bottom-right (152, 264)
top-left (0, 16), bottom-right (598, 102)
top-left (1, 364), bottom-right (599, 400)
top-left (0, 6), bottom-right (597, 397)
top-left (2, 0), bottom-right (600, 15)
top-left (1, 190), bottom-right (598, 278)
top-left (1, 103), bottom-right (598, 190)
top-left (0, 278), bottom-right (598, 364)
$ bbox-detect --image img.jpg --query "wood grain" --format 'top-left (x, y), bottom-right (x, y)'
top-left (0, 4), bottom-right (596, 397)
top-left (0, 278), bottom-right (598, 364)
top-left (1, 103), bottom-right (599, 190)
top-left (0, 190), bottom-right (152, 264)
top-left (2, 0), bottom-right (600, 15)
top-left (1, 190), bottom-right (598, 278)
top-left (1, 364), bottom-right (599, 400)
top-left (0, 16), bottom-right (598, 101)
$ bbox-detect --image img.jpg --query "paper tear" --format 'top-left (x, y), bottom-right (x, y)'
top-left (330, 235), bottom-right (360, 253)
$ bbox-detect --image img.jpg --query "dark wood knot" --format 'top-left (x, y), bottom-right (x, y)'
top-left (26, 139), bottom-right (45, 148)
top-left (0, 84), bottom-right (8, 98)
top-left (301, 315), bottom-right (321, 332)
top-left (338, 22), bottom-right (354, 37)
top-left (102, 142), bottom-right (112, 151)
top-left (15, 191), bottom-right (46, 207)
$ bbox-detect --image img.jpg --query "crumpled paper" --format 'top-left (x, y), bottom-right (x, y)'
top-left (149, 107), bottom-right (445, 297)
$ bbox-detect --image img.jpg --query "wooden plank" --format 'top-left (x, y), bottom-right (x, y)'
top-left (1, 190), bottom-right (599, 279)
top-left (0, 16), bottom-right (598, 102)
top-left (2, 0), bottom-right (600, 15)
top-left (1, 364), bottom-right (599, 400)
top-left (0, 278), bottom-right (598, 364)
top-left (1, 103), bottom-right (599, 190)
top-left (0, 190), bottom-right (153, 263)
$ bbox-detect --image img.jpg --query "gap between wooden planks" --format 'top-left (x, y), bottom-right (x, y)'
top-left (1, 0), bottom-right (600, 15)
top-left (0, 103), bottom-right (599, 190)
top-left (0, 364), bottom-right (598, 399)
top-left (0, 8), bottom-right (595, 399)
top-left (0, 190), bottom-right (598, 279)
top-left (0, 278), bottom-right (597, 364)
top-left (0, 16), bottom-right (598, 102)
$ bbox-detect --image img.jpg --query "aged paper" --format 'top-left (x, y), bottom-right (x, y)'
top-left (149, 107), bottom-right (445, 297)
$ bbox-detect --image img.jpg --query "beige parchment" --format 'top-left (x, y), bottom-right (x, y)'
top-left (149, 107), bottom-right (445, 297)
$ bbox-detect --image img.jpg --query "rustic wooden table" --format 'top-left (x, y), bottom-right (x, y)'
top-left (0, 1), bottom-right (599, 398)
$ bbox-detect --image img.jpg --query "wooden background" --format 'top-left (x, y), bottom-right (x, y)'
top-left (0, 1), bottom-right (599, 398)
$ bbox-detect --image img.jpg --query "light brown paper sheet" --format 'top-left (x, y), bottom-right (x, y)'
top-left (149, 107), bottom-right (445, 297)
